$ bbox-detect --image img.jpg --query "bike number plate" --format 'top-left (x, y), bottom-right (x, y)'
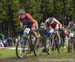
top-left (24, 28), bottom-right (30, 34)
top-left (49, 29), bottom-right (54, 33)
top-left (70, 32), bottom-right (74, 37)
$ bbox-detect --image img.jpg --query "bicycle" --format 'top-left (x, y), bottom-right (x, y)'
top-left (16, 26), bottom-right (50, 58)
top-left (38, 23), bottom-right (60, 54)
top-left (34, 28), bottom-right (50, 56)
top-left (67, 31), bottom-right (75, 53)
top-left (16, 27), bottom-right (37, 58)
top-left (49, 29), bottom-right (60, 53)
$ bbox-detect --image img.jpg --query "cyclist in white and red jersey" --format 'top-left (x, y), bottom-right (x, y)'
top-left (44, 17), bottom-right (63, 44)
top-left (45, 17), bottom-right (62, 30)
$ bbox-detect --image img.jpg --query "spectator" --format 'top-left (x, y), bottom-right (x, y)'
top-left (0, 32), bottom-right (5, 47)
top-left (59, 26), bottom-right (65, 48)
top-left (7, 37), bottom-right (12, 47)
top-left (12, 37), bottom-right (16, 46)
top-left (3, 38), bottom-right (7, 47)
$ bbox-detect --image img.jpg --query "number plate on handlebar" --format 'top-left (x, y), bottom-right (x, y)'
top-left (70, 32), bottom-right (74, 37)
top-left (24, 28), bottom-right (30, 34)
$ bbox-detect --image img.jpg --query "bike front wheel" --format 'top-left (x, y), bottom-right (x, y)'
top-left (34, 37), bottom-right (49, 56)
top-left (16, 38), bottom-right (29, 58)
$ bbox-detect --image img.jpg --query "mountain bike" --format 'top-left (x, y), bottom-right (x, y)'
top-left (50, 29), bottom-right (60, 53)
top-left (16, 27), bottom-right (50, 58)
top-left (34, 28), bottom-right (50, 56)
top-left (16, 27), bottom-right (37, 58)
top-left (68, 31), bottom-right (75, 53)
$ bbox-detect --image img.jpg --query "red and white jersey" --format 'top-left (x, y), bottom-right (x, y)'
top-left (45, 17), bottom-right (62, 29)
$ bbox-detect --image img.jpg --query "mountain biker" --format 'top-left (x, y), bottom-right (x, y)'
top-left (40, 17), bottom-right (62, 51)
top-left (18, 9), bottom-right (38, 29)
top-left (45, 17), bottom-right (62, 30)
top-left (67, 18), bottom-right (75, 37)
top-left (42, 17), bottom-right (62, 37)
top-left (40, 17), bottom-right (62, 39)
top-left (18, 8), bottom-right (39, 50)
top-left (66, 18), bottom-right (75, 52)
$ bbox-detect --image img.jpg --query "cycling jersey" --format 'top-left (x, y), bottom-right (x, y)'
top-left (65, 21), bottom-right (75, 37)
top-left (67, 21), bottom-right (75, 33)
top-left (18, 13), bottom-right (36, 28)
top-left (45, 17), bottom-right (61, 29)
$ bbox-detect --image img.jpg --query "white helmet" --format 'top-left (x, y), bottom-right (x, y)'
top-left (48, 18), bottom-right (54, 24)
top-left (40, 23), bottom-right (45, 29)
top-left (19, 9), bottom-right (25, 18)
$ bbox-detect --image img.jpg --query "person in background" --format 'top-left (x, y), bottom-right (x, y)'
top-left (7, 37), bottom-right (12, 47)
top-left (0, 32), bottom-right (5, 47)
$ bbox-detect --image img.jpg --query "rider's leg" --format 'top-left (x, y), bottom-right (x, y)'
top-left (57, 30), bottom-right (61, 42)
top-left (31, 28), bottom-right (40, 46)
top-left (31, 23), bottom-right (40, 47)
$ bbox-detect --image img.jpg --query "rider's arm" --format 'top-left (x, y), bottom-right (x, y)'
top-left (53, 18), bottom-right (62, 25)
top-left (31, 19), bottom-right (38, 29)
top-left (18, 16), bottom-right (23, 28)
top-left (67, 22), bottom-right (72, 29)
top-left (44, 18), bottom-right (50, 26)
top-left (67, 23), bottom-right (70, 29)
top-left (25, 13), bottom-right (38, 29)
top-left (53, 18), bottom-right (62, 28)
top-left (45, 18), bottom-right (49, 23)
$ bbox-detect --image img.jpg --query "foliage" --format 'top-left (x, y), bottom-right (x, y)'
top-left (0, 0), bottom-right (75, 36)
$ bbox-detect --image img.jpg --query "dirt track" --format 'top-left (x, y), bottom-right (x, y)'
top-left (0, 56), bottom-right (43, 62)
top-left (0, 41), bottom-right (75, 62)
top-left (0, 47), bottom-right (48, 62)
top-left (0, 54), bottom-right (75, 62)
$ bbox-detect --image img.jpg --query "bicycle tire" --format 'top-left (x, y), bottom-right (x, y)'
top-left (16, 37), bottom-right (29, 58)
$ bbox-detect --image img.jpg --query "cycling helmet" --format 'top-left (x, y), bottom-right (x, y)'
top-left (48, 18), bottom-right (54, 24)
top-left (40, 23), bottom-right (45, 29)
top-left (46, 18), bottom-right (54, 27)
top-left (19, 9), bottom-right (26, 18)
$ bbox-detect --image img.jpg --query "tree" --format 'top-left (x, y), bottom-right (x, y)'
top-left (12, 0), bottom-right (20, 36)
top-left (0, 0), bottom-right (75, 36)
top-left (0, 0), bottom-right (8, 34)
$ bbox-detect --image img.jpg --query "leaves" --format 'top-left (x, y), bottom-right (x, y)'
top-left (0, 0), bottom-right (75, 36)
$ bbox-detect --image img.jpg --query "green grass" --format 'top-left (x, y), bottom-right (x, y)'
top-left (0, 49), bottom-right (16, 59)
top-left (0, 48), bottom-right (75, 62)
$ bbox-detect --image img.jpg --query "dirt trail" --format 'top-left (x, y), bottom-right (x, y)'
top-left (0, 56), bottom-right (41, 62)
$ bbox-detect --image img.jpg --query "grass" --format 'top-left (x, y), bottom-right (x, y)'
top-left (0, 48), bottom-right (75, 62)
top-left (0, 49), bottom-right (16, 59)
